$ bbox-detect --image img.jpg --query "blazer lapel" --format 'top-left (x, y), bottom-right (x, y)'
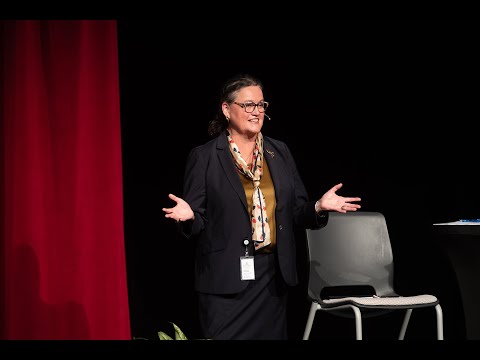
top-left (263, 138), bottom-right (283, 203)
top-left (217, 133), bottom-right (249, 214)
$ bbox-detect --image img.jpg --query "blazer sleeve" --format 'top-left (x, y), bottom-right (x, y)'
top-left (283, 142), bottom-right (328, 229)
top-left (179, 147), bottom-right (207, 239)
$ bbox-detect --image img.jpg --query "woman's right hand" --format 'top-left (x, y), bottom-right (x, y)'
top-left (162, 193), bottom-right (194, 222)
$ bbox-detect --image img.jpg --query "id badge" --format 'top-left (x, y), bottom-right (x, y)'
top-left (240, 256), bottom-right (255, 280)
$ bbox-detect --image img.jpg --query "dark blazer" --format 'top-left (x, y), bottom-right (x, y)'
top-left (181, 131), bottom-right (328, 294)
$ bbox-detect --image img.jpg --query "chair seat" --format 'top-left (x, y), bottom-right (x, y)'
top-left (322, 294), bottom-right (438, 309)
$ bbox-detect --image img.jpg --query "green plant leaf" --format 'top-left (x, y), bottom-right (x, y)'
top-left (171, 322), bottom-right (188, 340)
top-left (158, 331), bottom-right (173, 340)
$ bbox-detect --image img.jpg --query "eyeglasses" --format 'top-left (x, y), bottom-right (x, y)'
top-left (233, 101), bottom-right (269, 113)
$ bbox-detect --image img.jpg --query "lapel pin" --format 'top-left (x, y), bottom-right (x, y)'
top-left (265, 149), bottom-right (275, 158)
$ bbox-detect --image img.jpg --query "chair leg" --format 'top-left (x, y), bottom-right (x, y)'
top-left (435, 304), bottom-right (444, 340)
top-left (303, 302), bottom-right (318, 340)
top-left (351, 306), bottom-right (362, 340)
top-left (398, 309), bottom-right (412, 340)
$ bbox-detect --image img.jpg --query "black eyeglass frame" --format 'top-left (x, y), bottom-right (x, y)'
top-left (232, 101), bottom-right (269, 113)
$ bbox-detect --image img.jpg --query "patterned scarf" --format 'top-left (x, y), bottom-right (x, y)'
top-left (227, 131), bottom-right (271, 251)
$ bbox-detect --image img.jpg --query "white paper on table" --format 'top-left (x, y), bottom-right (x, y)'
top-left (433, 221), bottom-right (480, 225)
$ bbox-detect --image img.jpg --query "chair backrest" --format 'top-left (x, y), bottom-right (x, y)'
top-left (306, 211), bottom-right (397, 302)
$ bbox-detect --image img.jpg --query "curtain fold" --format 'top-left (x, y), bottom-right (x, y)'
top-left (0, 20), bottom-right (131, 339)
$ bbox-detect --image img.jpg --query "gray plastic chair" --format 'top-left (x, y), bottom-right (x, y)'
top-left (303, 211), bottom-right (444, 340)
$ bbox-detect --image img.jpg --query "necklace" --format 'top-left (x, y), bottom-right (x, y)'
top-left (245, 149), bottom-right (255, 169)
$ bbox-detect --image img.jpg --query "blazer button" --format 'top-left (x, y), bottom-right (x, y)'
top-left (279, 225), bottom-right (283, 230)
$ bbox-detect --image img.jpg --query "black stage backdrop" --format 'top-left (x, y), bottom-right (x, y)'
top-left (117, 20), bottom-right (477, 340)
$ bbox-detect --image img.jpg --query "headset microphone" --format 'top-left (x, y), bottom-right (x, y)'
top-left (264, 113), bottom-right (271, 121)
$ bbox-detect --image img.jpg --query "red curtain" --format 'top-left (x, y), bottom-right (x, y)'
top-left (0, 20), bottom-right (131, 339)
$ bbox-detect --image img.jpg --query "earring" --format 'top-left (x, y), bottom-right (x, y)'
top-left (225, 116), bottom-right (230, 122)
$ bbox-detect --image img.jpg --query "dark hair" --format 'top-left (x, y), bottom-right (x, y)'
top-left (207, 74), bottom-right (264, 137)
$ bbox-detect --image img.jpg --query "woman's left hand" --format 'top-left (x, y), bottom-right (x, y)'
top-left (317, 183), bottom-right (361, 213)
